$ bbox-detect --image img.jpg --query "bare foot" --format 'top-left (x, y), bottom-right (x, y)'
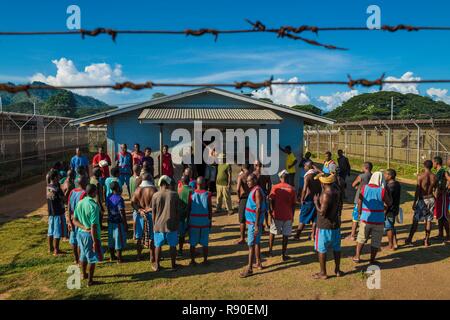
top-left (312, 272), bottom-right (328, 280)
top-left (252, 263), bottom-right (264, 270)
top-left (335, 270), bottom-right (344, 277)
top-left (351, 256), bottom-right (361, 263)
top-left (234, 239), bottom-right (245, 245)
top-left (424, 238), bottom-right (431, 247)
top-left (239, 268), bottom-right (253, 278)
top-left (151, 263), bottom-right (159, 272)
top-left (345, 235), bottom-right (356, 241)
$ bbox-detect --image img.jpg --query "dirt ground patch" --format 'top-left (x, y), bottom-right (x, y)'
top-left (0, 175), bottom-right (449, 300)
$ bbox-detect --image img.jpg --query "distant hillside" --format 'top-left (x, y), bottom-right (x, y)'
top-left (325, 91), bottom-right (450, 122)
top-left (1, 81), bottom-right (115, 118)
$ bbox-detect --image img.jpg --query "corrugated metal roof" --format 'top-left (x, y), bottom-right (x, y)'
top-left (138, 107), bottom-right (283, 121)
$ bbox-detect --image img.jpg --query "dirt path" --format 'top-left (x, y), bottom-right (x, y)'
top-left (0, 181), bottom-right (47, 223)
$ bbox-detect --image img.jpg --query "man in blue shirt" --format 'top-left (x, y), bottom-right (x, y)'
top-left (70, 147), bottom-right (89, 173)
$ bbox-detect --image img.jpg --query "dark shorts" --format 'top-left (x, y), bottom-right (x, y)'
top-left (238, 198), bottom-right (248, 224)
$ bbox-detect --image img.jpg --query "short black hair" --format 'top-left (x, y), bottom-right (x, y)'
top-left (110, 181), bottom-right (120, 193)
top-left (47, 169), bottom-right (59, 183)
top-left (424, 160), bottom-right (433, 169)
top-left (386, 169), bottom-right (396, 179)
top-left (325, 151), bottom-right (332, 157)
top-left (76, 175), bottom-right (88, 188)
top-left (364, 162), bottom-right (373, 171)
top-left (134, 143), bottom-right (140, 148)
top-left (337, 149), bottom-right (343, 154)
top-left (111, 167), bottom-right (120, 177)
top-left (145, 147), bottom-right (151, 152)
top-left (433, 156), bottom-right (443, 166)
top-left (86, 183), bottom-right (97, 196)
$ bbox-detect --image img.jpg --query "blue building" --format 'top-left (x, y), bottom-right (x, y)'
top-left (72, 87), bottom-right (334, 187)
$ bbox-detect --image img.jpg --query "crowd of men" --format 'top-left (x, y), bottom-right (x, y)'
top-left (45, 143), bottom-right (450, 285)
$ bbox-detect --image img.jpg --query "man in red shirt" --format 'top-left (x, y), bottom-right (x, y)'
top-left (268, 170), bottom-right (297, 261)
top-left (131, 143), bottom-right (144, 166)
top-left (159, 145), bottom-right (174, 178)
top-left (92, 146), bottom-right (111, 185)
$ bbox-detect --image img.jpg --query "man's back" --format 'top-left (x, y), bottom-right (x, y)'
top-left (418, 171), bottom-right (437, 197)
top-left (152, 189), bottom-right (179, 233)
top-left (134, 186), bottom-right (156, 210)
top-left (317, 188), bottom-right (340, 229)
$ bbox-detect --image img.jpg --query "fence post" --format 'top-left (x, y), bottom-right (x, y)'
top-left (315, 126), bottom-right (320, 159)
top-left (413, 122), bottom-right (421, 175)
top-left (327, 127), bottom-right (332, 152)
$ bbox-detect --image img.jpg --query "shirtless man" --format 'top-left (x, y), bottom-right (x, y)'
top-left (131, 173), bottom-right (157, 261)
top-left (405, 160), bottom-right (437, 246)
top-left (313, 173), bottom-right (343, 279)
top-left (295, 161), bottom-right (321, 241)
top-left (253, 160), bottom-right (272, 229)
top-left (235, 164), bottom-right (251, 244)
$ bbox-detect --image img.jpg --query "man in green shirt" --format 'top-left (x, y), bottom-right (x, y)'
top-left (216, 154), bottom-right (233, 215)
top-left (73, 184), bottom-right (103, 287)
top-left (177, 175), bottom-right (192, 256)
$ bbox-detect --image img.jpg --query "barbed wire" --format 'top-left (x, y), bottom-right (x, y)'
top-left (3, 75), bottom-right (450, 95)
top-left (2, 21), bottom-right (450, 50)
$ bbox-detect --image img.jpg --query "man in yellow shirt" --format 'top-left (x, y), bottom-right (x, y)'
top-left (280, 145), bottom-right (297, 187)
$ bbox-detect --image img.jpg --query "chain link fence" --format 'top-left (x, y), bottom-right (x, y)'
top-left (304, 119), bottom-right (450, 177)
top-left (0, 112), bottom-right (105, 191)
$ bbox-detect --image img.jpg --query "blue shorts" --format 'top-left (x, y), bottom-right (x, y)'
top-left (352, 204), bottom-right (360, 222)
top-left (315, 228), bottom-right (341, 253)
top-left (77, 231), bottom-right (103, 264)
top-left (247, 222), bottom-right (263, 246)
top-left (47, 215), bottom-right (67, 239)
top-left (154, 231), bottom-right (178, 248)
top-left (384, 216), bottom-right (395, 231)
top-left (119, 174), bottom-right (131, 188)
top-left (133, 211), bottom-right (153, 240)
top-left (299, 201), bottom-right (317, 225)
top-left (108, 222), bottom-right (127, 250)
top-left (179, 219), bottom-right (188, 237)
top-left (69, 227), bottom-right (78, 246)
top-left (189, 227), bottom-right (210, 247)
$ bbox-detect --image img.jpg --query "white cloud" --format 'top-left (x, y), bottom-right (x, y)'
top-left (383, 71), bottom-right (420, 94)
top-left (251, 77), bottom-right (310, 106)
top-left (318, 90), bottom-right (359, 111)
top-left (30, 58), bottom-right (125, 98)
top-left (427, 87), bottom-right (450, 104)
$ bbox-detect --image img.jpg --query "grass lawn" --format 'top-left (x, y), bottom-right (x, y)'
top-left (1, 176), bottom-right (450, 300)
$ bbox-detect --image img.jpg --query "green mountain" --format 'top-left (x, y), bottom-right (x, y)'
top-left (325, 91), bottom-right (450, 122)
top-left (0, 81), bottom-right (115, 118)
top-left (292, 104), bottom-right (322, 115)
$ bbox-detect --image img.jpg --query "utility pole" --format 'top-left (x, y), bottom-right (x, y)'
top-left (391, 96), bottom-right (394, 121)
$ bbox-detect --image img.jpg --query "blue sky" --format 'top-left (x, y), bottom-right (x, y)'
top-left (1, 0), bottom-right (450, 110)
